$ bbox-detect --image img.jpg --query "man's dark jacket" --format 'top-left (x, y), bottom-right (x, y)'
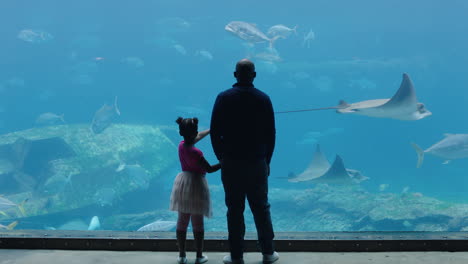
top-left (210, 83), bottom-right (276, 164)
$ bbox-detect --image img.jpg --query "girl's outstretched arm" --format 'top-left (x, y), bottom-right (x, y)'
top-left (194, 129), bottom-right (210, 144)
top-left (199, 157), bottom-right (221, 173)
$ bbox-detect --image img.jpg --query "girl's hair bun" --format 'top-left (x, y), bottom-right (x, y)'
top-left (176, 117), bottom-right (183, 125)
top-left (192, 117), bottom-right (199, 125)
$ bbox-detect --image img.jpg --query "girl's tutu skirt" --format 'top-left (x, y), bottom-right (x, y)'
top-left (169, 171), bottom-right (212, 218)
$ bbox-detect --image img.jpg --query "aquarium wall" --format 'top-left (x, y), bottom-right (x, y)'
top-left (1, 0), bottom-right (468, 233)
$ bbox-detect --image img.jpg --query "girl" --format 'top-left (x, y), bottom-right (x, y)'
top-left (170, 117), bottom-right (221, 264)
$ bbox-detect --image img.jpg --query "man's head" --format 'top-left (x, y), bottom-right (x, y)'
top-left (234, 59), bottom-right (256, 85)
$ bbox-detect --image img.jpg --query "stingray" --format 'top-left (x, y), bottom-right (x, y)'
top-left (276, 73), bottom-right (432, 121)
top-left (288, 145), bottom-right (368, 184)
top-left (288, 144), bottom-right (330, 182)
top-left (312, 155), bottom-right (368, 184)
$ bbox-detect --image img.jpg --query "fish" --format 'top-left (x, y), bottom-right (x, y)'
top-left (257, 61), bottom-right (278, 74)
top-left (402, 186), bottom-right (410, 194)
top-left (91, 96), bottom-right (121, 134)
top-left (412, 134), bottom-right (468, 168)
top-left (379, 184), bottom-right (389, 191)
top-left (116, 163), bottom-right (151, 190)
top-left (252, 47), bottom-right (282, 63)
top-left (35, 112), bottom-right (65, 126)
top-left (0, 221), bottom-right (18, 230)
top-left (137, 219), bottom-right (177, 231)
top-left (267, 24), bottom-right (297, 39)
top-left (195, 49), bottom-right (213, 61)
top-left (0, 197), bottom-right (26, 217)
top-left (0, 196), bottom-right (17, 211)
top-left (88, 216), bottom-right (101, 230)
top-left (121, 57), bottom-right (145, 68)
top-left (174, 44), bottom-right (187, 55)
top-left (43, 173), bottom-right (74, 194)
top-left (94, 187), bottom-right (117, 206)
top-left (288, 145), bottom-right (367, 184)
top-left (55, 219), bottom-right (89, 230)
top-left (225, 21), bottom-right (279, 48)
top-left (335, 73), bottom-right (431, 120)
top-left (46, 216), bottom-right (100, 231)
top-left (155, 17), bottom-right (191, 33)
top-left (18, 29), bottom-right (53, 43)
top-left (302, 29), bottom-right (315, 48)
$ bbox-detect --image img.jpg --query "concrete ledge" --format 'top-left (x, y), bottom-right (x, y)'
top-left (1, 230), bottom-right (468, 252)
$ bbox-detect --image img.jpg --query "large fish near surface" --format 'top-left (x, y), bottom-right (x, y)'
top-left (0, 196), bottom-right (27, 216)
top-left (116, 163), bottom-right (151, 190)
top-left (137, 219), bottom-right (176, 231)
top-left (225, 21), bottom-right (279, 48)
top-left (267, 24), bottom-right (297, 39)
top-left (35, 112), bottom-right (65, 126)
top-left (91, 96), bottom-right (121, 134)
top-left (0, 196), bottom-right (17, 211)
top-left (88, 216), bottom-right (101, 230)
top-left (0, 221), bottom-right (18, 230)
top-left (412, 134), bottom-right (468, 168)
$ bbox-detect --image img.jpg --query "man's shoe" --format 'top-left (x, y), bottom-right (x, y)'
top-left (195, 255), bottom-right (208, 264)
top-left (263, 251), bottom-right (279, 263)
top-left (223, 254), bottom-right (244, 264)
top-left (177, 256), bottom-right (187, 264)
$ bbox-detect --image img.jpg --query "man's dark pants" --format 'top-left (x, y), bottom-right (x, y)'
top-left (221, 158), bottom-right (275, 260)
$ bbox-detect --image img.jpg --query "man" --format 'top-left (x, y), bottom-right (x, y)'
top-left (210, 59), bottom-right (279, 264)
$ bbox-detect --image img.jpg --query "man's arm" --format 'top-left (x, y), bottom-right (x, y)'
top-left (265, 96), bottom-right (276, 165)
top-left (210, 94), bottom-right (224, 161)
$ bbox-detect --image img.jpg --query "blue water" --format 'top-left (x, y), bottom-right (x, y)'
top-left (1, 0), bottom-right (468, 231)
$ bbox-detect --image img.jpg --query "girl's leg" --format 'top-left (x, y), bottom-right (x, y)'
top-left (191, 214), bottom-right (206, 262)
top-left (177, 212), bottom-right (191, 258)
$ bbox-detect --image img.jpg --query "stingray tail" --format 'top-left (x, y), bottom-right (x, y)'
top-left (411, 142), bottom-right (424, 168)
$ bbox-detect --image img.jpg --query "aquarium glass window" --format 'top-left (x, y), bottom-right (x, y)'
top-left (1, 0), bottom-right (468, 233)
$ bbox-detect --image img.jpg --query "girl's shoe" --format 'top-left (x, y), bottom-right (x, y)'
top-left (195, 255), bottom-right (208, 264)
top-left (177, 256), bottom-right (187, 264)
